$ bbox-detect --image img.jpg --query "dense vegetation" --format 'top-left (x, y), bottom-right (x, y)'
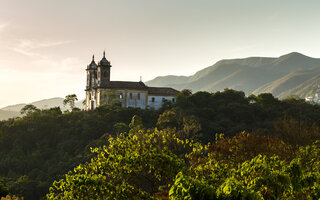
top-left (47, 130), bottom-right (320, 199)
top-left (2, 89), bottom-right (320, 199)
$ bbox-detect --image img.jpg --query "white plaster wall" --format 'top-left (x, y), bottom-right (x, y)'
top-left (147, 96), bottom-right (176, 110)
top-left (127, 92), bottom-right (147, 109)
top-left (89, 89), bottom-right (177, 110)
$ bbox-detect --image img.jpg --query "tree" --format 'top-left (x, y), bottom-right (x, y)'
top-left (101, 91), bottom-right (121, 106)
top-left (47, 128), bottom-right (189, 199)
top-left (113, 122), bottom-right (128, 135)
top-left (63, 94), bottom-right (78, 111)
top-left (0, 178), bottom-right (8, 198)
top-left (20, 104), bottom-right (39, 115)
top-left (0, 195), bottom-right (24, 200)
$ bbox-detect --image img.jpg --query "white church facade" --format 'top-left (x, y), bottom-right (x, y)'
top-left (85, 52), bottom-right (179, 110)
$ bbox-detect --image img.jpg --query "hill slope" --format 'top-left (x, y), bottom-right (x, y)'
top-left (0, 97), bottom-right (84, 120)
top-left (253, 67), bottom-right (320, 99)
top-left (146, 52), bottom-right (320, 96)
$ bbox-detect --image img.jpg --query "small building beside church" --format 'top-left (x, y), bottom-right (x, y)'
top-left (85, 52), bottom-right (179, 110)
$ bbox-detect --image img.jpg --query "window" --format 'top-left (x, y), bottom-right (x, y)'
top-left (137, 93), bottom-right (140, 100)
top-left (172, 98), bottom-right (175, 103)
top-left (152, 97), bottom-right (155, 102)
top-left (130, 93), bottom-right (132, 99)
top-left (104, 71), bottom-right (107, 78)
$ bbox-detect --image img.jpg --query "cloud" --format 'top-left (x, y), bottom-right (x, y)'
top-left (3, 38), bottom-right (82, 73)
top-left (11, 39), bottom-right (72, 57)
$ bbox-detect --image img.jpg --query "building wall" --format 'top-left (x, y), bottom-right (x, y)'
top-left (85, 88), bottom-right (176, 111)
top-left (147, 95), bottom-right (176, 110)
top-left (98, 89), bottom-right (148, 109)
top-left (126, 91), bottom-right (147, 109)
top-left (85, 89), bottom-right (98, 111)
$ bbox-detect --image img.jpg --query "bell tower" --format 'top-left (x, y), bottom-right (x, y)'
top-left (97, 51), bottom-right (112, 87)
top-left (86, 55), bottom-right (98, 89)
top-left (85, 55), bottom-right (98, 110)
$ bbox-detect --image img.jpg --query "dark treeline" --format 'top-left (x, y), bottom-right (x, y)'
top-left (1, 89), bottom-right (320, 199)
top-left (0, 106), bottom-right (159, 199)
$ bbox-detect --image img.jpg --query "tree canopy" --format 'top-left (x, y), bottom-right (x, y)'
top-left (2, 89), bottom-right (320, 199)
top-left (63, 94), bottom-right (78, 110)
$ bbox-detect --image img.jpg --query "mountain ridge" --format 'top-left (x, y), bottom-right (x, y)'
top-left (146, 52), bottom-right (320, 97)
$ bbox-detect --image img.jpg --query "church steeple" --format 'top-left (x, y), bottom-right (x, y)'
top-left (100, 51), bottom-right (111, 66)
top-left (87, 54), bottom-right (97, 70)
top-left (86, 54), bottom-right (98, 90)
top-left (97, 51), bottom-right (111, 86)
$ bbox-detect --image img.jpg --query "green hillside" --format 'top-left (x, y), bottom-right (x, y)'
top-left (253, 67), bottom-right (320, 99)
top-left (146, 52), bottom-right (320, 97)
top-left (0, 110), bottom-right (20, 120)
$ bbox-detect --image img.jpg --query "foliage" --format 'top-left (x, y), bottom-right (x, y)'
top-left (100, 91), bottom-right (121, 106)
top-left (0, 104), bottom-right (158, 199)
top-left (20, 105), bottom-right (39, 115)
top-left (3, 89), bottom-right (320, 199)
top-left (205, 132), bottom-right (296, 165)
top-left (274, 115), bottom-right (320, 146)
top-left (0, 195), bottom-right (24, 200)
top-left (170, 146), bottom-right (320, 200)
top-left (63, 94), bottom-right (78, 110)
top-left (0, 179), bottom-right (8, 198)
top-left (157, 108), bottom-right (201, 139)
top-left (46, 129), bottom-right (320, 199)
top-left (47, 129), bottom-right (191, 199)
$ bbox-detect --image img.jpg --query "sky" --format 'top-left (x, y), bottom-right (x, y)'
top-left (0, 0), bottom-right (320, 107)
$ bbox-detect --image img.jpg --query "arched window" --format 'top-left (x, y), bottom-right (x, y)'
top-left (104, 71), bottom-right (107, 77)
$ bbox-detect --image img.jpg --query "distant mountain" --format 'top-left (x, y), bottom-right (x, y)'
top-left (253, 67), bottom-right (320, 99)
top-left (146, 52), bottom-right (320, 97)
top-left (0, 97), bottom-right (84, 120)
top-left (0, 110), bottom-right (20, 121)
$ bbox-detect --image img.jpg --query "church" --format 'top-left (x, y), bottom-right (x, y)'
top-left (85, 52), bottom-right (179, 110)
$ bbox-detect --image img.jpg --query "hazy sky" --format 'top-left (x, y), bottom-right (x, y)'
top-left (0, 0), bottom-right (320, 107)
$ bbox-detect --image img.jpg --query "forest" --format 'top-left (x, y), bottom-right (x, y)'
top-left (1, 89), bottom-right (320, 199)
